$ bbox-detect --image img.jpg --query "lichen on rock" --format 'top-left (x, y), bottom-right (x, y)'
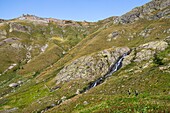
top-left (55, 47), bottom-right (130, 84)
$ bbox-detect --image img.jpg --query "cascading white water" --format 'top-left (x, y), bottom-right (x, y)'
top-left (87, 52), bottom-right (128, 89)
top-left (40, 52), bottom-right (129, 112)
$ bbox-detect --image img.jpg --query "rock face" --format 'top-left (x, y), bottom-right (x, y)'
top-left (9, 22), bottom-right (31, 33)
top-left (55, 40), bottom-right (169, 85)
top-left (124, 40), bottom-right (169, 63)
top-left (159, 63), bottom-right (170, 73)
top-left (114, 0), bottom-right (170, 24)
top-left (139, 28), bottom-right (154, 38)
top-left (134, 49), bottom-right (155, 62)
top-left (9, 80), bottom-right (23, 88)
top-left (137, 41), bottom-right (168, 51)
top-left (56, 47), bottom-right (130, 84)
top-left (0, 38), bottom-right (19, 46)
top-left (107, 32), bottom-right (119, 41)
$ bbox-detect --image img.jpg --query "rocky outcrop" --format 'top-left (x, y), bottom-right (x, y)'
top-left (55, 47), bottom-right (130, 84)
top-left (8, 81), bottom-right (23, 88)
top-left (134, 49), bottom-right (155, 62)
top-left (9, 22), bottom-right (31, 33)
top-left (159, 63), bottom-right (170, 73)
top-left (122, 50), bottom-right (135, 66)
top-left (9, 83), bottom-right (18, 88)
top-left (55, 40), bottom-right (169, 85)
top-left (0, 38), bottom-right (19, 46)
top-left (114, 0), bottom-right (170, 24)
top-left (107, 32), bottom-right (119, 41)
top-left (124, 40), bottom-right (169, 63)
top-left (137, 40), bottom-right (168, 51)
top-left (139, 28), bottom-right (155, 38)
top-left (18, 14), bottom-right (84, 27)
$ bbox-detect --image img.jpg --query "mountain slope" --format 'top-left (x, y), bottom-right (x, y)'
top-left (0, 0), bottom-right (170, 113)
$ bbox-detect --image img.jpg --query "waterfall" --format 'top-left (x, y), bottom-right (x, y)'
top-left (105, 52), bottom-right (127, 77)
top-left (40, 52), bottom-right (129, 112)
top-left (82, 52), bottom-right (128, 91)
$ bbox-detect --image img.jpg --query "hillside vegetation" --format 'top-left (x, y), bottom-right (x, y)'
top-left (0, 0), bottom-right (170, 112)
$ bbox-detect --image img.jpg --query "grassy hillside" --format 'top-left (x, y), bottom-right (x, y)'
top-left (48, 45), bottom-right (170, 113)
top-left (0, 0), bottom-right (170, 112)
top-left (35, 18), bottom-right (170, 83)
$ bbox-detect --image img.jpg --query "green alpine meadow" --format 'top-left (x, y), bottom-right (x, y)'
top-left (0, 0), bottom-right (170, 112)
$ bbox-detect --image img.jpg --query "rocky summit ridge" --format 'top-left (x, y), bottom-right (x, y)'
top-left (114, 0), bottom-right (170, 24)
top-left (0, 0), bottom-right (170, 112)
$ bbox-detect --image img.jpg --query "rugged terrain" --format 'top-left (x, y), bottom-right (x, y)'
top-left (0, 0), bottom-right (170, 112)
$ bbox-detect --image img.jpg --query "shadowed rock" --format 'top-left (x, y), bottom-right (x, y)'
top-left (9, 83), bottom-right (18, 88)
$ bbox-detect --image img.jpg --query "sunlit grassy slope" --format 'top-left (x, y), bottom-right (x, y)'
top-left (0, 2), bottom-right (170, 112)
top-left (0, 17), bottom-right (169, 113)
